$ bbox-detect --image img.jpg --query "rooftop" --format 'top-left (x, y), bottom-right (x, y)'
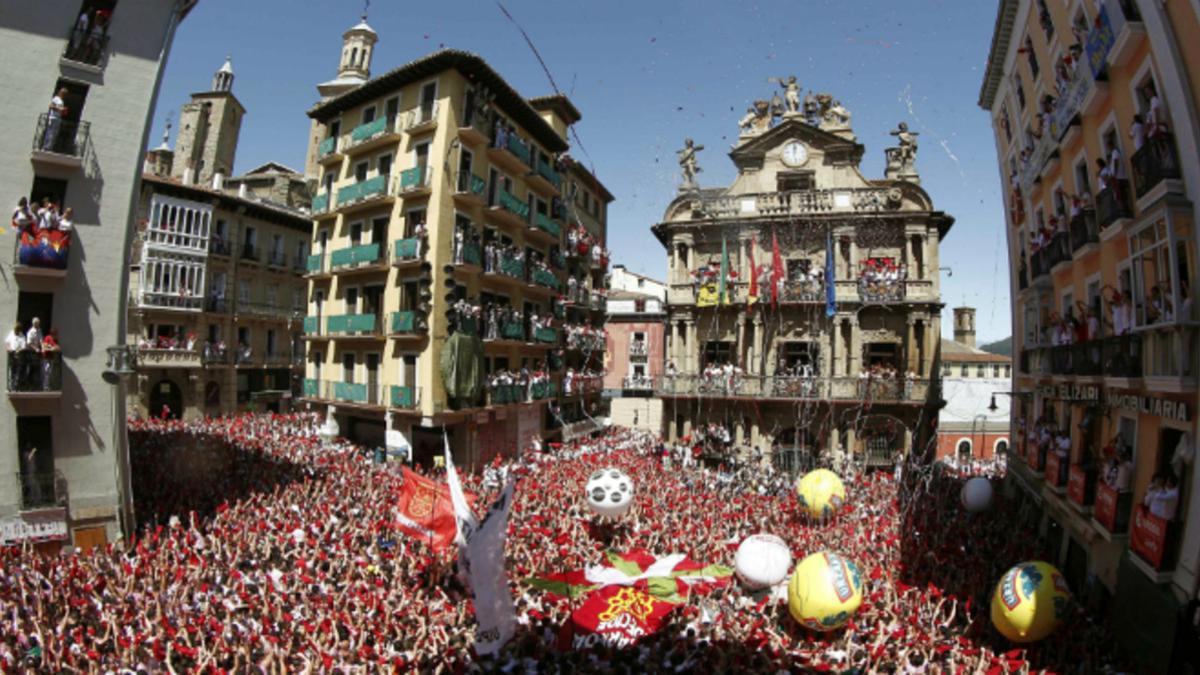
top-left (941, 338), bottom-right (1011, 364)
top-left (308, 49), bottom-right (568, 154)
top-left (141, 173), bottom-right (310, 231)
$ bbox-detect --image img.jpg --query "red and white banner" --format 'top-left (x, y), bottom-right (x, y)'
top-left (558, 585), bottom-right (676, 650)
top-left (395, 467), bottom-right (458, 552)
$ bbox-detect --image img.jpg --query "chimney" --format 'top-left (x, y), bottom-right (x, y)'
top-left (953, 307), bottom-right (976, 349)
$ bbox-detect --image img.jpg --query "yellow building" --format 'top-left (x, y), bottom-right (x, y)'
top-left (979, 1), bottom-right (1200, 668)
top-left (653, 86), bottom-right (951, 473)
top-left (301, 24), bottom-right (610, 467)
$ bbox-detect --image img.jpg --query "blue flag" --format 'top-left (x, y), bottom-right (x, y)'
top-left (825, 230), bottom-right (836, 317)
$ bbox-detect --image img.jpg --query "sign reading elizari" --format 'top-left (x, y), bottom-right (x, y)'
top-left (1106, 393), bottom-right (1191, 423)
top-left (0, 515), bottom-right (68, 545)
top-left (1036, 384), bottom-right (1100, 402)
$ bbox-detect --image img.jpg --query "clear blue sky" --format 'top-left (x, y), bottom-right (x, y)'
top-left (153, 0), bottom-right (1011, 344)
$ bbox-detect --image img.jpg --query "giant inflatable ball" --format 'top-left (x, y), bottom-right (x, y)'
top-left (585, 467), bottom-right (634, 517)
top-left (795, 469), bottom-right (846, 518)
top-left (787, 551), bottom-right (863, 632)
top-left (734, 534), bottom-right (792, 590)
top-left (961, 477), bottom-right (994, 513)
top-left (990, 561), bottom-right (1072, 643)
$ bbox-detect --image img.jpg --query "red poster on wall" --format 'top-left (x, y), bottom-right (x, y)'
top-left (1093, 482), bottom-right (1118, 531)
top-left (1130, 506), bottom-right (1168, 570)
top-left (1067, 465), bottom-right (1088, 505)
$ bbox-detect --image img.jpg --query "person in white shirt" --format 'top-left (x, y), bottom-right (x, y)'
top-left (1108, 143), bottom-right (1127, 181)
top-left (42, 88), bottom-right (69, 152)
top-left (25, 317), bottom-right (43, 353)
top-left (1144, 473), bottom-right (1179, 520)
top-left (1129, 115), bottom-right (1146, 152)
top-left (6, 323), bottom-right (28, 390)
top-left (56, 207), bottom-right (74, 232)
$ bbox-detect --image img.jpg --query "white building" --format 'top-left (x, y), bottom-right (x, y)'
top-left (0, 0), bottom-right (195, 552)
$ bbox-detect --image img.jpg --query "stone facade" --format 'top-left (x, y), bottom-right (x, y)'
top-left (0, 1), bottom-right (192, 551)
top-left (654, 92), bottom-right (952, 473)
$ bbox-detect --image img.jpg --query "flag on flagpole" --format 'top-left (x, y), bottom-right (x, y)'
top-left (444, 432), bottom-right (478, 544)
top-left (395, 468), bottom-right (458, 552)
top-left (747, 237), bottom-right (759, 311)
top-left (825, 229), bottom-right (837, 317)
top-left (718, 236), bottom-right (729, 305)
top-left (770, 230), bottom-right (784, 309)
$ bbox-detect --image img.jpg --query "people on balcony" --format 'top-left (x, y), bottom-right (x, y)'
top-left (1102, 445), bottom-right (1133, 492)
top-left (565, 324), bottom-right (604, 352)
top-left (10, 197), bottom-right (34, 233)
top-left (1103, 286), bottom-right (1134, 336)
top-left (482, 303), bottom-right (522, 341)
top-left (1143, 473), bottom-right (1180, 521)
top-left (483, 241), bottom-right (523, 276)
top-left (701, 361), bottom-right (742, 393)
top-left (1147, 285), bottom-right (1174, 324)
top-left (858, 258), bottom-right (906, 301)
top-left (6, 322), bottom-right (27, 390)
top-left (40, 328), bottom-right (60, 391)
top-left (202, 340), bottom-right (227, 363)
top-left (41, 88), bottom-right (69, 152)
top-left (1143, 82), bottom-right (1170, 138)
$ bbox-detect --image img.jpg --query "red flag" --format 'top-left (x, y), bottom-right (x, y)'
top-left (396, 467), bottom-right (457, 552)
top-left (770, 230), bottom-right (784, 309)
top-left (747, 237), bottom-right (759, 313)
top-left (557, 585), bottom-right (676, 650)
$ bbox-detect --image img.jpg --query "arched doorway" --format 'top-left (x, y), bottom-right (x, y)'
top-left (773, 427), bottom-right (819, 476)
top-left (149, 379), bottom-right (182, 419)
top-left (994, 439), bottom-right (1009, 459)
top-left (957, 439), bottom-right (972, 463)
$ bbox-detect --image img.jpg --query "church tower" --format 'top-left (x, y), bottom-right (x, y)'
top-left (317, 16), bottom-right (377, 100)
top-left (172, 56), bottom-right (245, 187)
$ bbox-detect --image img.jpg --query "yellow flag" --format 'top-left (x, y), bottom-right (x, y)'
top-left (696, 283), bottom-right (720, 307)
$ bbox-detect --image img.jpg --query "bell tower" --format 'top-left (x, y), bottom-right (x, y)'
top-left (317, 15), bottom-right (378, 100)
top-left (953, 307), bottom-right (976, 349)
top-left (172, 56), bottom-right (245, 187)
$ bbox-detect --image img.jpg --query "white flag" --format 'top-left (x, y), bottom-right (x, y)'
top-left (465, 480), bottom-right (518, 656)
top-left (444, 431), bottom-right (478, 544)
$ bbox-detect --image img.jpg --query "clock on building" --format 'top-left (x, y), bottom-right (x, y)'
top-left (781, 140), bottom-right (809, 167)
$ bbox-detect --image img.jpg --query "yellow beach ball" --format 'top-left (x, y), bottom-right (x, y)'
top-left (795, 469), bottom-right (846, 518)
top-left (787, 551), bottom-right (863, 632)
top-left (990, 561), bottom-right (1072, 643)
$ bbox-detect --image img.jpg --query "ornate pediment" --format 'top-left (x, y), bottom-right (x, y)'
top-left (728, 118), bottom-right (864, 171)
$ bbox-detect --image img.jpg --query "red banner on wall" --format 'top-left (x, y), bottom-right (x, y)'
top-left (1044, 453), bottom-right (1063, 487)
top-left (1130, 506), bottom-right (1169, 570)
top-left (1094, 482), bottom-right (1118, 531)
top-left (1067, 465), bottom-right (1088, 505)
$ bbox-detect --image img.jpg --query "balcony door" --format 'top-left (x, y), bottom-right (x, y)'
top-left (366, 353), bottom-right (380, 405)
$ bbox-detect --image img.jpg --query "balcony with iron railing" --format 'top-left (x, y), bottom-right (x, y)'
top-left (629, 341), bottom-right (649, 358)
top-left (1068, 210), bottom-right (1099, 255)
top-left (490, 188), bottom-right (531, 229)
top-left (304, 379), bottom-right (390, 407)
top-left (1067, 464), bottom-right (1098, 510)
top-left (490, 129), bottom-right (533, 171)
top-left (267, 249), bottom-right (288, 268)
top-left (317, 135), bottom-right (341, 162)
top-left (1102, 334), bottom-right (1143, 379)
top-left (336, 175), bottom-right (392, 211)
top-left (31, 114), bottom-right (90, 168)
top-left (1096, 182), bottom-right (1133, 231)
top-left (390, 384), bottom-right (421, 409)
top-left (530, 266), bottom-right (560, 291)
top-left (453, 238), bottom-right (482, 267)
top-left (329, 242), bottom-right (384, 271)
top-left (1092, 481), bottom-right (1133, 535)
top-left (345, 116), bottom-right (400, 154)
top-left (136, 348), bottom-right (201, 369)
top-left (15, 470), bottom-right (67, 511)
top-left (533, 326), bottom-right (559, 344)
top-left (7, 352), bottom-right (63, 397)
top-left (137, 291), bottom-right (204, 311)
top-left (240, 244), bottom-right (260, 264)
top-left (655, 373), bottom-right (929, 402)
top-left (62, 27), bottom-right (111, 68)
top-left (389, 310), bottom-right (422, 337)
top-left (532, 212), bottom-right (562, 240)
top-left (622, 374), bottom-right (655, 390)
top-left (403, 102), bottom-right (439, 132)
top-left (1130, 504), bottom-right (1179, 576)
top-left (528, 156), bottom-right (562, 195)
top-left (1131, 134), bottom-right (1182, 203)
top-left (393, 237), bottom-right (423, 265)
top-left (688, 187), bottom-right (898, 219)
top-left (398, 166), bottom-right (431, 195)
top-left (485, 252), bottom-right (526, 282)
top-left (325, 313), bottom-right (381, 337)
top-left (311, 192), bottom-right (331, 215)
top-left (454, 170), bottom-right (488, 205)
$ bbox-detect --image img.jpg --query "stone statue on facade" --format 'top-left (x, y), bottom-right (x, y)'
top-left (769, 91), bottom-right (786, 122)
top-left (738, 106), bottom-right (758, 135)
top-left (771, 75), bottom-right (801, 115)
top-left (828, 100), bottom-right (851, 128)
top-left (738, 100), bottom-right (773, 137)
top-left (677, 138), bottom-right (704, 191)
top-left (886, 121), bottom-right (920, 182)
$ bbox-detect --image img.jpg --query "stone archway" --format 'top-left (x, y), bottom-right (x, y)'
top-left (149, 379), bottom-right (183, 419)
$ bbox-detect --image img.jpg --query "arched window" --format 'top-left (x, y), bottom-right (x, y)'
top-left (994, 438), bottom-right (1010, 458)
top-left (956, 438), bottom-right (972, 462)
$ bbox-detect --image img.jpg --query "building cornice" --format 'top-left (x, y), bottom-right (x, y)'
top-left (978, 0), bottom-right (1020, 110)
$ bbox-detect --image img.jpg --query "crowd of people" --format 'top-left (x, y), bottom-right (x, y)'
top-left (4, 318), bottom-right (61, 392)
top-left (0, 413), bottom-right (1133, 672)
top-left (11, 197), bottom-right (76, 239)
top-left (700, 361), bottom-right (744, 394)
top-left (566, 223), bottom-right (609, 267)
top-left (857, 258), bottom-right (906, 301)
top-left (565, 324), bottom-right (605, 353)
top-left (857, 363), bottom-right (916, 401)
top-left (483, 241), bottom-right (525, 278)
top-left (563, 367), bottom-right (603, 396)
